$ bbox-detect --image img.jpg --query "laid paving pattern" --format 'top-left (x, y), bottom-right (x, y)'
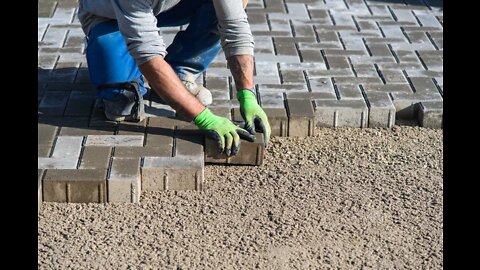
top-left (38, 0), bottom-right (443, 207)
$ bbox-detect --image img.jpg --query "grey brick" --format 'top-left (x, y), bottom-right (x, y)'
top-left (85, 135), bottom-right (144, 147)
top-left (43, 169), bottom-right (107, 203)
top-left (80, 146), bottom-right (112, 169)
top-left (51, 136), bottom-right (84, 159)
top-left (307, 69), bottom-right (355, 77)
top-left (364, 91), bottom-right (396, 128)
top-left (325, 55), bottom-right (351, 70)
top-left (258, 84), bottom-right (308, 93)
top-left (286, 99), bottom-right (315, 136)
top-left (38, 158), bottom-right (79, 169)
top-left (38, 145), bottom-right (52, 157)
top-left (409, 77), bottom-right (439, 93)
top-left (281, 70), bottom-right (305, 84)
top-left (205, 133), bottom-right (265, 165)
top-left (209, 107), bottom-right (232, 119)
top-left (38, 169), bottom-right (44, 214)
top-left (259, 92), bottom-right (285, 108)
top-left (175, 135), bottom-right (204, 157)
top-left (337, 85), bottom-right (363, 100)
top-left (314, 99), bottom-right (369, 128)
top-left (142, 156), bottom-right (204, 191)
top-left (362, 84), bottom-right (413, 94)
top-left (114, 146), bottom-right (172, 158)
top-left (117, 120), bottom-right (147, 135)
top-left (418, 101), bottom-right (443, 128)
top-left (38, 124), bottom-right (58, 146)
top-left (279, 62), bottom-right (327, 71)
top-left (308, 78), bottom-right (336, 94)
top-left (108, 158), bottom-right (141, 203)
top-left (205, 76), bottom-right (229, 90)
top-left (380, 69), bottom-right (409, 84)
top-left (414, 13), bottom-right (442, 28)
top-left (299, 49), bottom-right (324, 62)
top-left (38, 91), bottom-right (69, 116)
top-left (333, 76), bottom-right (384, 85)
top-left (390, 91), bottom-right (443, 119)
top-left (64, 91), bottom-right (95, 117)
top-left (285, 91), bottom-right (337, 100)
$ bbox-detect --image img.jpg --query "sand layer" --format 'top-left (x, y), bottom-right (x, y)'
top-left (38, 126), bottom-right (443, 269)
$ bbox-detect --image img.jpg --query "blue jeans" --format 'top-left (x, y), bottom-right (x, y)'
top-left (86, 0), bottom-right (222, 100)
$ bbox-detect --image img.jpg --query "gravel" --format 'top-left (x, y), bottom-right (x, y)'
top-left (38, 126), bottom-right (443, 269)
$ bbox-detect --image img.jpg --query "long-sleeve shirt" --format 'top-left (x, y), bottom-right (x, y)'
top-left (78, 0), bottom-right (254, 66)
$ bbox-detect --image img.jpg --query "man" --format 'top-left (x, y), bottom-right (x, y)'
top-left (78, 0), bottom-right (271, 156)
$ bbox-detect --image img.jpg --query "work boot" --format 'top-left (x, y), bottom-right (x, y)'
top-left (101, 90), bottom-right (145, 122)
top-left (182, 80), bottom-right (213, 106)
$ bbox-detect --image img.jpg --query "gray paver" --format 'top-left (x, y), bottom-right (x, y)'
top-left (108, 158), bottom-right (142, 203)
top-left (142, 155), bottom-right (204, 191)
top-left (314, 99), bottom-right (369, 128)
top-left (43, 169), bottom-right (108, 203)
top-left (286, 99), bottom-right (315, 136)
top-left (205, 133), bottom-right (265, 166)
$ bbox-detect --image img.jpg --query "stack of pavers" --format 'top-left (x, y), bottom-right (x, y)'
top-left (39, 0), bottom-right (443, 212)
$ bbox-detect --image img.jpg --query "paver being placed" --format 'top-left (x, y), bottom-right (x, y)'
top-left (204, 133), bottom-right (265, 166)
top-left (418, 101), bottom-right (443, 129)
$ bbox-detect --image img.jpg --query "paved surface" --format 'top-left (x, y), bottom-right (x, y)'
top-left (38, 126), bottom-right (443, 269)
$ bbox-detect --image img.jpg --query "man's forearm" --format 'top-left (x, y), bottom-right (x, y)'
top-left (227, 55), bottom-right (254, 91)
top-left (139, 56), bottom-right (205, 120)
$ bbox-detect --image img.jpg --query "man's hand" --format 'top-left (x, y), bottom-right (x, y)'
top-left (194, 108), bottom-right (255, 156)
top-left (237, 89), bottom-right (271, 147)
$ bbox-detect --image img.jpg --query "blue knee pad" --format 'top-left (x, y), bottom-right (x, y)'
top-left (86, 20), bottom-right (147, 101)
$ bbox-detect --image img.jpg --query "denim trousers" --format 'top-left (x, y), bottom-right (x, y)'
top-left (85, 0), bottom-right (222, 100)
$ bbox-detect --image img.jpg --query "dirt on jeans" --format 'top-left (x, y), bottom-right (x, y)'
top-left (38, 126), bottom-right (443, 269)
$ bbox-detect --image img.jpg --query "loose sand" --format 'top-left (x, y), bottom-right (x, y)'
top-left (38, 126), bottom-right (443, 269)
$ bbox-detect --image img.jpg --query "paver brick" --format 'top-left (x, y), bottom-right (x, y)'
top-left (418, 101), bottom-right (443, 128)
top-left (142, 156), bottom-right (204, 191)
top-left (38, 170), bottom-right (43, 215)
top-left (108, 158), bottom-right (141, 203)
top-left (85, 135), bottom-right (144, 147)
top-left (43, 169), bottom-right (108, 203)
top-left (286, 99), bottom-right (315, 136)
top-left (205, 133), bottom-right (265, 166)
top-left (80, 146), bottom-right (111, 169)
top-left (114, 146), bottom-right (172, 158)
top-left (364, 91), bottom-right (396, 128)
top-left (314, 99), bottom-right (369, 128)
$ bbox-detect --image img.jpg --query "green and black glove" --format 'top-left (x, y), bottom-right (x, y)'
top-left (194, 108), bottom-right (255, 156)
top-left (237, 89), bottom-right (271, 147)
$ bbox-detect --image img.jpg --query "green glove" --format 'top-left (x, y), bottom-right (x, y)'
top-left (194, 108), bottom-right (255, 156)
top-left (237, 89), bottom-right (271, 147)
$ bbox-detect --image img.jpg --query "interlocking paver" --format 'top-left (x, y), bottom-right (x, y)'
top-left (314, 99), bottom-right (369, 128)
top-left (43, 169), bottom-right (108, 203)
top-left (142, 155), bottom-right (204, 191)
top-left (205, 133), bottom-right (265, 166)
top-left (286, 99), bottom-right (315, 136)
top-left (80, 146), bottom-right (112, 169)
top-left (418, 101), bottom-right (443, 129)
top-left (108, 158), bottom-right (142, 203)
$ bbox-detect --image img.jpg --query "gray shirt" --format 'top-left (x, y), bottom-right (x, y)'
top-left (78, 0), bottom-right (254, 66)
